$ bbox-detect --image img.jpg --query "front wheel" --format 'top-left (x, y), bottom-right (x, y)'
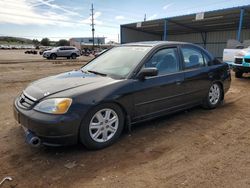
top-left (50, 53), bottom-right (57, 60)
top-left (79, 103), bottom-right (124, 150)
top-left (203, 83), bottom-right (223, 109)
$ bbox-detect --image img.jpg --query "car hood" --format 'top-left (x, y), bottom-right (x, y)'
top-left (23, 70), bottom-right (117, 100)
top-left (235, 48), bottom-right (250, 58)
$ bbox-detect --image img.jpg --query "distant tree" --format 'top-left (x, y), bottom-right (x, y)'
top-left (56, 39), bottom-right (70, 46)
top-left (32, 39), bottom-right (40, 46)
top-left (40, 38), bottom-right (50, 46)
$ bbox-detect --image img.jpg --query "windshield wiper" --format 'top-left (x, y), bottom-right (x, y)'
top-left (87, 70), bottom-right (107, 76)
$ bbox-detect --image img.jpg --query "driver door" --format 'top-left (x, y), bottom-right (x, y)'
top-left (132, 47), bottom-right (186, 121)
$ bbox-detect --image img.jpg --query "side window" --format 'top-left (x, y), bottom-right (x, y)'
top-left (181, 47), bottom-right (205, 69)
top-left (144, 48), bottom-right (179, 76)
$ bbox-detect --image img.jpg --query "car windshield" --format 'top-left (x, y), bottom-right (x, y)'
top-left (51, 47), bottom-right (59, 51)
top-left (82, 46), bottom-right (151, 78)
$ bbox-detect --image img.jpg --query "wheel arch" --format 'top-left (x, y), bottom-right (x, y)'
top-left (112, 101), bottom-right (131, 131)
top-left (77, 101), bottom-right (130, 141)
top-left (50, 53), bottom-right (57, 57)
top-left (102, 101), bottom-right (131, 132)
top-left (213, 80), bottom-right (224, 101)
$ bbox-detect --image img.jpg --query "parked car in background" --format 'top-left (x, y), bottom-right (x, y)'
top-left (223, 46), bottom-right (250, 78)
top-left (82, 48), bottom-right (91, 56)
top-left (43, 46), bottom-right (80, 60)
top-left (14, 41), bottom-right (231, 149)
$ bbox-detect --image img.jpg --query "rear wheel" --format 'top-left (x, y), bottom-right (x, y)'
top-left (79, 103), bottom-right (124, 150)
top-left (71, 53), bottom-right (77, 59)
top-left (50, 53), bottom-right (57, 60)
top-left (203, 82), bottom-right (222, 109)
top-left (235, 71), bottom-right (243, 78)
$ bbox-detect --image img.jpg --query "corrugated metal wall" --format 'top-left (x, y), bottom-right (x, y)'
top-left (168, 29), bottom-right (250, 58)
top-left (121, 27), bottom-right (161, 43)
top-left (167, 33), bottom-right (203, 43)
top-left (121, 27), bottom-right (250, 59)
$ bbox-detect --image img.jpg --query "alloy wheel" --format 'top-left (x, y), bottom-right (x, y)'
top-left (209, 83), bottom-right (221, 105)
top-left (89, 108), bottom-right (119, 143)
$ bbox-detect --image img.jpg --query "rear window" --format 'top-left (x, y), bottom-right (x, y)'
top-left (181, 47), bottom-right (206, 69)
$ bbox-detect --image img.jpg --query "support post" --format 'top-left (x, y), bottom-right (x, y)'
top-left (204, 32), bottom-right (207, 49)
top-left (120, 26), bottom-right (123, 44)
top-left (163, 19), bottom-right (167, 41)
top-left (237, 8), bottom-right (244, 41)
top-left (201, 32), bottom-right (207, 48)
top-left (90, 3), bottom-right (95, 49)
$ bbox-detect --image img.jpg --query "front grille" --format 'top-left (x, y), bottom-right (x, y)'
top-left (235, 58), bottom-right (243, 64)
top-left (18, 92), bottom-right (36, 109)
top-left (244, 58), bottom-right (250, 63)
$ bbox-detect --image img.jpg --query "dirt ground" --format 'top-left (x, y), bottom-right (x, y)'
top-left (0, 50), bottom-right (250, 188)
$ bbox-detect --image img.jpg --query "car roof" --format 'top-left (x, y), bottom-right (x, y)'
top-left (58, 46), bottom-right (76, 48)
top-left (122, 41), bottom-right (213, 59)
top-left (123, 41), bottom-right (190, 47)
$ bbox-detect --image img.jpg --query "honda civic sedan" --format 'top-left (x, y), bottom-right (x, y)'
top-left (13, 41), bottom-right (231, 149)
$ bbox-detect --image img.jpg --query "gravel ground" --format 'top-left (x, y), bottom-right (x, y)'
top-left (0, 50), bottom-right (250, 188)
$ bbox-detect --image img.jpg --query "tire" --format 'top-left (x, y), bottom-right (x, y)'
top-left (50, 53), bottom-right (57, 60)
top-left (71, 53), bottom-right (77, 59)
top-left (235, 71), bottom-right (243, 78)
top-left (202, 82), bottom-right (223, 109)
top-left (79, 103), bottom-right (124, 150)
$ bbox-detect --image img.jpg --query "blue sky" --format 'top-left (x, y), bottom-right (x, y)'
top-left (0, 0), bottom-right (249, 42)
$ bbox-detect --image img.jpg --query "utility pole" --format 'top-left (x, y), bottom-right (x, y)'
top-left (144, 14), bottom-right (146, 21)
top-left (90, 3), bottom-right (95, 49)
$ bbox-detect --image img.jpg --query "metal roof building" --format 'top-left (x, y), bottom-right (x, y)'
top-left (120, 5), bottom-right (250, 58)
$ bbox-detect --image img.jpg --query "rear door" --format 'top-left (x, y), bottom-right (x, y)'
top-left (62, 47), bottom-right (71, 57)
top-left (57, 47), bottom-right (65, 57)
top-left (132, 47), bottom-right (186, 121)
top-left (66, 47), bottom-right (74, 56)
top-left (180, 45), bottom-right (211, 103)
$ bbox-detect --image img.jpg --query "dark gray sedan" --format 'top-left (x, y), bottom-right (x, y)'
top-left (14, 41), bottom-right (231, 149)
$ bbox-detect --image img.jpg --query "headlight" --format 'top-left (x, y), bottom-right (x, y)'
top-left (34, 98), bottom-right (72, 114)
top-left (236, 52), bottom-right (246, 57)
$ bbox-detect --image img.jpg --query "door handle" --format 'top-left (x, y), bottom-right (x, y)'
top-left (175, 80), bottom-right (183, 85)
top-left (208, 72), bottom-right (214, 78)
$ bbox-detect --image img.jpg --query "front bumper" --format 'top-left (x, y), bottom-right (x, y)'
top-left (13, 99), bottom-right (81, 146)
top-left (43, 53), bottom-right (50, 58)
top-left (225, 61), bottom-right (250, 73)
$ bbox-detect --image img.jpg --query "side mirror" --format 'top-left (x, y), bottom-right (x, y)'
top-left (137, 67), bottom-right (158, 80)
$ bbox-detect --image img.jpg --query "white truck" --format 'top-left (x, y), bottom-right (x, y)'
top-left (223, 40), bottom-right (250, 78)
